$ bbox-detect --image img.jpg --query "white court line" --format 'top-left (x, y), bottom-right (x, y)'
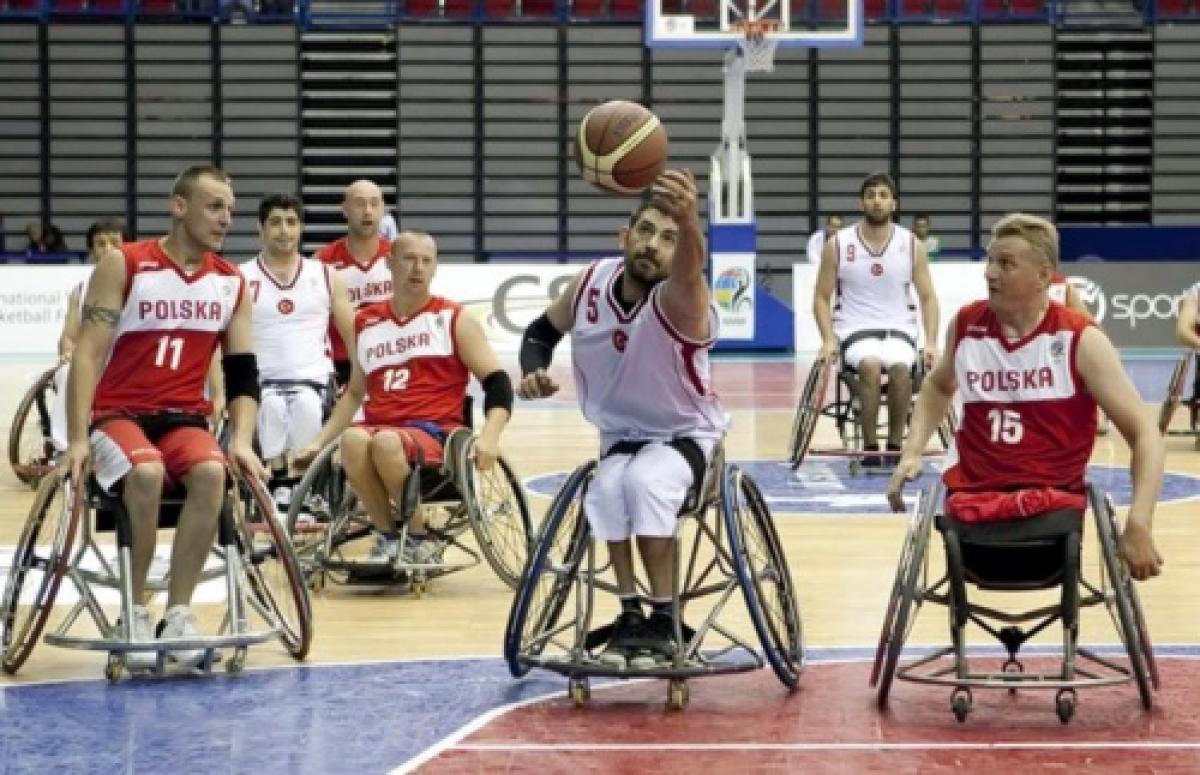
top-left (453, 741), bottom-right (1200, 753)
top-left (390, 678), bottom-right (649, 775)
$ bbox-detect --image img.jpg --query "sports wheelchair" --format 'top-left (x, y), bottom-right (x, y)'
top-left (870, 482), bottom-right (1158, 723)
top-left (503, 442), bottom-right (804, 710)
top-left (788, 355), bottom-right (955, 473)
top-left (0, 465), bottom-right (312, 679)
top-left (284, 424), bottom-right (532, 594)
top-left (7, 364), bottom-right (61, 489)
top-left (1157, 351), bottom-right (1200, 446)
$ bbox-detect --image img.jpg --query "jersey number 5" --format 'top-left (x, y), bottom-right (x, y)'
top-left (586, 288), bottom-right (600, 324)
top-left (987, 408), bottom-right (1023, 445)
top-left (383, 367), bottom-right (410, 391)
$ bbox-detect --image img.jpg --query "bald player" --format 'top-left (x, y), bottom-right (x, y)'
top-left (314, 179), bottom-right (393, 385)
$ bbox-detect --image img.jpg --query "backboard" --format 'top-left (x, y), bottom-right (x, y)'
top-left (645, 0), bottom-right (864, 49)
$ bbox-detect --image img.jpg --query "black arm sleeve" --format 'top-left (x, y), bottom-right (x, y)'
top-left (222, 352), bottom-right (261, 404)
top-left (481, 370), bottom-right (514, 416)
top-left (519, 313), bottom-right (566, 376)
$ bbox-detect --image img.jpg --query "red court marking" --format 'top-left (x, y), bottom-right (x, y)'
top-left (420, 659), bottom-right (1200, 773)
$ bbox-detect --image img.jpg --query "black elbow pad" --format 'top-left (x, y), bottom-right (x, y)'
top-left (482, 369), bottom-right (514, 416)
top-left (519, 313), bottom-right (565, 376)
top-left (222, 352), bottom-right (261, 404)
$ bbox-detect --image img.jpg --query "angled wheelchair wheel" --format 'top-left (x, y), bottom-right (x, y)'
top-left (1157, 353), bottom-right (1189, 435)
top-left (285, 440), bottom-right (344, 538)
top-left (1093, 492), bottom-right (1155, 708)
top-left (723, 465), bottom-right (805, 688)
top-left (7, 366), bottom-right (58, 489)
top-left (459, 438), bottom-right (534, 590)
top-left (788, 356), bottom-right (834, 468)
top-left (871, 486), bottom-right (935, 707)
top-left (503, 461), bottom-right (593, 678)
top-left (234, 472), bottom-right (313, 660)
top-left (1, 474), bottom-right (83, 673)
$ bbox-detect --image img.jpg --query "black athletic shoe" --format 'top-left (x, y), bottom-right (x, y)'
top-left (861, 444), bottom-right (884, 469)
top-left (595, 610), bottom-right (645, 669)
top-left (884, 443), bottom-right (903, 469)
top-left (629, 612), bottom-right (678, 669)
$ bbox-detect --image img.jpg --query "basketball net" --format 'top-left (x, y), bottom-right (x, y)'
top-left (731, 19), bottom-right (780, 73)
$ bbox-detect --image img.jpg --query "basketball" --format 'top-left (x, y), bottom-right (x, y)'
top-left (574, 100), bottom-right (669, 195)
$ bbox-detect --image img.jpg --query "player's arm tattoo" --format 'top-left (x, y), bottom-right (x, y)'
top-left (81, 303), bottom-right (121, 328)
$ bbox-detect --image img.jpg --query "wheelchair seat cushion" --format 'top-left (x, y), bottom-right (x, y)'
top-left (945, 487), bottom-right (1087, 524)
top-left (938, 508), bottom-right (1083, 590)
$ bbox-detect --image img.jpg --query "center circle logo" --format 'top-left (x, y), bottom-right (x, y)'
top-left (277, 298), bottom-right (295, 315)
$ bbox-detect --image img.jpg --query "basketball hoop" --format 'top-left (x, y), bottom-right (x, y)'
top-left (731, 19), bottom-right (780, 73)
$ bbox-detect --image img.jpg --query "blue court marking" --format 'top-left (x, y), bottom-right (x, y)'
top-left (524, 461), bottom-right (1200, 515)
top-left (4, 647), bottom-right (1200, 774)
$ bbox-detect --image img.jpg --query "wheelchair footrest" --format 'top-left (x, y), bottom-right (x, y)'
top-left (525, 653), bottom-right (759, 680)
top-left (45, 630), bottom-right (275, 652)
top-left (333, 560), bottom-right (411, 585)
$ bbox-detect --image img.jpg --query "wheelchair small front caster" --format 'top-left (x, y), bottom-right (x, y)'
top-left (667, 679), bottom-right (689, 710)
top-left (569, 677), bottom-right (590, 707)
top-left (1055, 688), bottom-right (1077, 724)
top-left (105, 653), bottom-right (124, 682)
top-left (951, 686), bottom-right (972, 723)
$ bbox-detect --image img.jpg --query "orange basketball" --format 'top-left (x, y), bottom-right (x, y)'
top-left (574, 100), bottom-right (669, 195)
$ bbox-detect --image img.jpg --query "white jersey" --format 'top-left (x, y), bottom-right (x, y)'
top-left (570, 258), bottom-right (728, 448)
top-left (831, 223), bottom-right (919, 341)
top-left (241, 256), bottom-right (333, 383)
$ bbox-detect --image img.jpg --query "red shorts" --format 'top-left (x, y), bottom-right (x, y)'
top-left (351, 425), bottom-right (449, 467)
top-left (90, 416), bottom-right (225, 491)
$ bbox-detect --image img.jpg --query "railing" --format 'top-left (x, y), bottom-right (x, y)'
top-left (5, 0), bottom-right (1197, 26)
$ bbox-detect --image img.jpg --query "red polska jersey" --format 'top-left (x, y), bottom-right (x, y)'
top-left (354, 297), bottom-right (468, 430)
top-left (315, 235), bottom-right (392, 361)
top-left (943, 300), bottom-right (1098, 494)
top-left (93, 239), bottom-right (243, 416)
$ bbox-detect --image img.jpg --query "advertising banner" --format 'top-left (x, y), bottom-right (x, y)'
top-left (793, 262), bottom-right (1200, 351)
top-left (710, 252), bottom-right (756, 340)
top-left (0, 265), bottom-right (92, 355)
top-left (0, 264), bottom-right (589, 357)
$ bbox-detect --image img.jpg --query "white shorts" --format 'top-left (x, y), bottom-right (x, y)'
top-left (258, 383), bottom-right (325, 460)
top-left (842, 335), bottom-right (917, 371)
top-left (49, 363), bottom-right (70, 452)
top-left (582, 438), bottom-right (717, 542)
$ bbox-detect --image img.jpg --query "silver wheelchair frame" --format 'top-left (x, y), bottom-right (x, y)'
top-left (285, 426), bottom-right (532, 594)
top-left (870, 482), bottom-right (1158, 723)
top-left (788, 355), bottom-right (956, 473)
top-left (0, 467), bottom-right (313, 680)
top-left (504, 442), bottom-right (804, 710)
